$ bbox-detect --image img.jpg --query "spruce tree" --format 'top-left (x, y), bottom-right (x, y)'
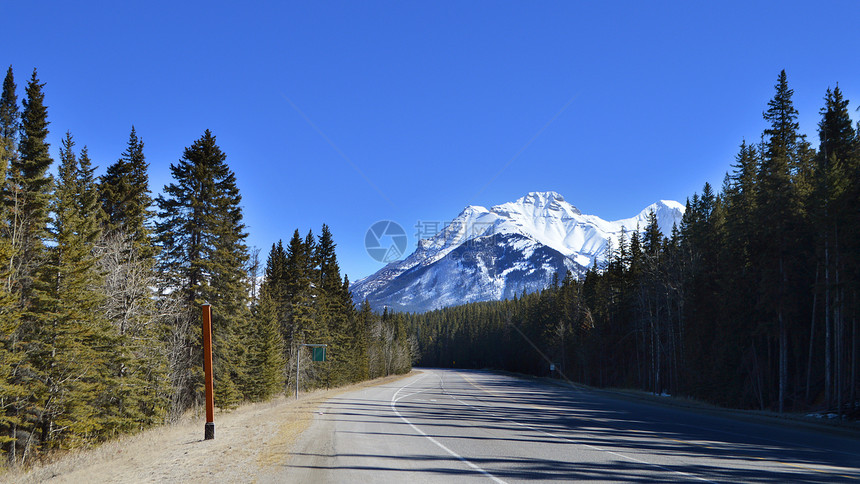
top-left (355, 300), bottom-right (373, 380)
top-left (260, 240), bottom-right (288, 370)
top-left (642, 210), bottom-right (662, 256)
top-left (0, 66), bottom-right (21, 458)
top-left (285, 230), bottom-right (315, 342)
top-left (31, 132), bottom-right (116, 450)
top-left (244, 294), bottom-right (285, 401)
top-left (315, 225), bottom-right (349, 386)
top-left (3, 69), bottom-right (56, 461)
top-left (758, 70), bottom-right (803, 412)
top-left (155, 129), bottom-right (249, 409)
top-left (260, 240), bottom-right (286, 309)
top-left (95, 128), bottom-right (167, 426)
top-left (0, 235), bottom-right (21, 457)
top-left (815, 85), bottom-right (857, 412)
top-left (10, 69), bottom-right (53, 304)
top-left (99, 126), bottom-right (154, 259)
top-left (0, 66), bottom-right (18, 186)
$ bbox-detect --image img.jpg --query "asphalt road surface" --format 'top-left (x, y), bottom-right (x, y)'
top-left (273, 369), bottom-right (860, 483)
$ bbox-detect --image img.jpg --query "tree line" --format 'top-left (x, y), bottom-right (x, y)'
top-left (408, 71), bottom-right (858, 417)
top-left (0, 66), bottom-right (411, 466)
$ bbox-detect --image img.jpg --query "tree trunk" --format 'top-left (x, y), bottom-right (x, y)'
top-left (778, 256), bottom-right (787, 413)
top-left (825, 234), bottom-right (832, 409)
top-left (806, 264), bottom-right (819, 403)
top-left (851, 296), bottom-right (856, 412)
top-left (753, 342), bottom-right (765, 411)
top-left (779, 311), bottom-right (787, 413)
top-left (836, 288), bottom-right (843, 418)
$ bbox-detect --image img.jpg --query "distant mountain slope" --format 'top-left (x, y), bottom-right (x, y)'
top-left (352, 191), bottom-right (684, 313)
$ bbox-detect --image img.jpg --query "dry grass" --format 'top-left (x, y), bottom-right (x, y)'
top-left (2, 372), bottom-right (416, 483)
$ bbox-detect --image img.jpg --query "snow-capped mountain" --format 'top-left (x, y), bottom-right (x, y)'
top-left (352, 191), bottom-right (684, 313)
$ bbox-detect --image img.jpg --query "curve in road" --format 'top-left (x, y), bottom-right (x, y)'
top-left (272, 369), bottom-right (860, 483)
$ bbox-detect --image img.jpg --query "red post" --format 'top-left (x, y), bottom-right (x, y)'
top-left (202, 304), bottom-right (215, 440)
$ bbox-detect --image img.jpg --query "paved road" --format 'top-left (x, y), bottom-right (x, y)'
top-left (273, 369), bottom-right (860, 483)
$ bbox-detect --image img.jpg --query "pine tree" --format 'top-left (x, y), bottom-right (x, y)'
top-left (155, 129), bottom-right (249, 409)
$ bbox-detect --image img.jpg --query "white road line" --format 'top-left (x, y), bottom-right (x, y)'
top-left (391, 373), bottom-right (508, 484)
top-left (447, 371), bottom-right (718, 484)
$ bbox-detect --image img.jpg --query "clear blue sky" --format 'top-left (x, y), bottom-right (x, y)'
top-left (5, 1), bottom-right (859, 281)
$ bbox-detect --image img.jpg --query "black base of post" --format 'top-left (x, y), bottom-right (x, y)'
top-left (205, 422), bottom-right (215, 440)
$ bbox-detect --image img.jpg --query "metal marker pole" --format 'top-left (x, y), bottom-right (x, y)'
top-left (203, 304), bottom-right (215, 440)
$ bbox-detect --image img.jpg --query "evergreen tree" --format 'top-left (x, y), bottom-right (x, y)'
top-left (33, 132), bottom-right (116, 450)
top-left (757, 70), bottom-right (804, 412)
top-left (99, 126), bottom-right (154, 259)
top-left (0, 66), bottom-right (18, 186)
top-left (724, 141), bottom-right (758, 263)
top-left (95, 128), bottom-right (167, 427)
top-left (0, 234), bottom-right (21, 458)
top-left (286, 230), bottom-right (315, 343)
top-left (10, 69), bottom-right (53, 304)
top-left (260, 240), bottom-right (287, 310)
top-left (243, 294), bottom-right (285, 401)
top-left (642, 210), bottom-right (662, 256)
top-left (155, 129), bottom-right (249, 409)
top-left (815, 85), bottom-right (857, 413)
top-left (2, 69), bottom-right (56, 461)
top-left (315, 225), bottom-right (350, 386)
top-left (721, 142), bottom-right (764, 406)
top-left (0, 66), bottom-right (21, 459)
top-left (355, 300), bottom-right (373, 380)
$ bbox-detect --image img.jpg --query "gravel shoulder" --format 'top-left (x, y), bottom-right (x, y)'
top-left (3, 372), bottom-right (417, 484)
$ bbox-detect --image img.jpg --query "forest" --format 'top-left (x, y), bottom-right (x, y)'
top-left (0, 66), bottom-right (412, 466)
top-left (409, 71), bottom-right (859, 418)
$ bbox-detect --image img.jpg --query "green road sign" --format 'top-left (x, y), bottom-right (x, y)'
top-left (312, 346), bottom-right (327, 362)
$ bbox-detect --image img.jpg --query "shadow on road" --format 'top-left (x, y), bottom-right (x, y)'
top-left (282, 370), bottom-right (860, 483)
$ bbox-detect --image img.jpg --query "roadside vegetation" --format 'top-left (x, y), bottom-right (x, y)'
top-left (409, 71), bottom-right (860, 419)
top-left (0, 66), bottom-right (412, 471)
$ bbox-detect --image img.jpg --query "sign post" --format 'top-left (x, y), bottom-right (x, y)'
top-left (295, 343), bottom-right (327, 400)
top-left (202, 304), bottom-right (215, 440)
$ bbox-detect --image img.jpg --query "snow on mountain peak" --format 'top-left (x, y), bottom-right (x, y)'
top-left (352, 191), bottom-right (685, 313)
top-left (502, 191), bottom-right (580, 215)
top-left (616, 199), bottom-right (686, 237)
top-left (520, 190), bottom-right (565, 204)
top-left (412, 192), bottom-right (683, 269)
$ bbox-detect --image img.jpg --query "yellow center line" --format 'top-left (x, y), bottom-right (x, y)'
top-left (457, 372), bottom-right (859, 480)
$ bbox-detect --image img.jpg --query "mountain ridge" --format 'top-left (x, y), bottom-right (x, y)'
top-left (353, 191), bottom-right (685, 313)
